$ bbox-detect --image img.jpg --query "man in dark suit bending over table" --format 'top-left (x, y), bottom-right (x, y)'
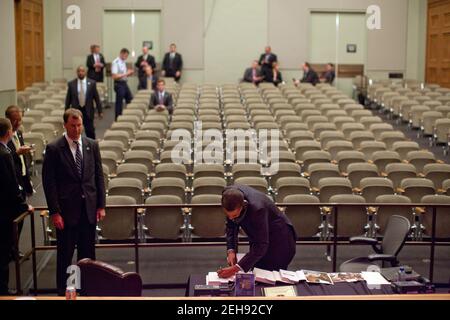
top-left (218, 185), bottom-right (297, 278)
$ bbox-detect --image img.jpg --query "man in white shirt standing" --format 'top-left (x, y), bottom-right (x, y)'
top-left (111, 48), bottom-right (134, 120)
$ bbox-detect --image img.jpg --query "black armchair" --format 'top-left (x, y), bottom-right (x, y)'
top-left (339, 215), bottom-right (411, 273)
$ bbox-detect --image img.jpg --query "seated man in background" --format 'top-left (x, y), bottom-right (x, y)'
top-left (149, 79), bottom-right (174, 115)
top-left (264, 62), bottom-right (283, 87)
top-left (217, 185), bottom-right (297, 278)
top-left (320, 63), bottom-right (336, 85)
top-left (294, 62), bottom-right (319, 86)
top-left (243, 60), bottom-right (264, 85)
top-left (144, 65), bottom-right (158, 91)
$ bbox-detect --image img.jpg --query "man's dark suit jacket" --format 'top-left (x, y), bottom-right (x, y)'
top-left (243, 68), bottom-right (263, 83)
top-left (149, 91), bottom-right (174, 115)
top-left (7, 131), bottom-right (33, 196)
top-left (162, 52), bottom-right (183, 75)
top-left (0, 143), bottom-right (28, 223)
top-left (42, 137), bottom-right (106, 227)
top-left (323, 70), bottom-right (336, 84)
top-left (86, 54), bottom-right (106, 83)
top-left (301, 70), bottom-right (320, 86)
top-left (258, 53), bottom-right (278, 71)
top-left (225, 185), bottom-right (297, 272)
top-left (135, 54), bottom-right (157, 78)
top-left (264, 69), bottom-right (283, 86)
top-left (65, 78), bottom-right (103, 119)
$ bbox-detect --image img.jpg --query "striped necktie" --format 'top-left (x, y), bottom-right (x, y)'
top-left (73, 141), bottom-right (83, 177)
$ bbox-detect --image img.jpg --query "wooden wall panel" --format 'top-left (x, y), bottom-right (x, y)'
top-left (15, 0), bottom-right (44, 91)
top-left (426, 0), bottom-right (450, 88)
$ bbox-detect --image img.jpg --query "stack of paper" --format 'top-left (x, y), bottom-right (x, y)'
top-left (279, 270), bottom-right (307, 284)
top-left (206, 272), bottom-right (235, 286)
top-left (253, 268), bottom-right (278, 285)
top-left (361, 272), bottom-right (390, 286)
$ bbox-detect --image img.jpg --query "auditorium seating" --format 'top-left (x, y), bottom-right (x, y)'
top-left (25, 77), bottom-right (448, 243)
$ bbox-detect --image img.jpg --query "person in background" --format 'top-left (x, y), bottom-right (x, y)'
top-left (243, 60), bottom-right (264, 85)
top-left (86, 45), bottom-right (106, 83)
top-left (258, 46), bottom-right (278, 80)
top-left (5, 106), bottom-right (34, 252)
top-left (264, 62), bottom-right (283, 87)
top-left (42, 109), bottom-right (106, 296)
top-left (217, 185), bottom-right (296, 278)
top-left (320, 63), bottom-right (336, 85)
top-left (65, 66), bottom-right (103, 140)
top-left (144, 65), bottom-right (158, 91)
top-left (111, 48), bottom-right (134, 120)
top-left (149, 79), bottom-right (174, 115)
top-left (161, 43), bottom-right (183, 82)
top-left (0, 118), bottom-right (33, 295)
top-left (135, 46), bottom-right (156, 90)
top-left (294, 62), bottom-right (319, 86)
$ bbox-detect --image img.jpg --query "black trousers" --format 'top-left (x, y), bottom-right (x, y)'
top-left (0, 223), bottom-right (13, 295)
top-left (78, 107), bottom-right (96, 140)
top-left (254, 228), bottom-right (297, 271)
top-left (56, 206), bottom-right (96, 296)
top-left (165, 70), bottom-right (181, 82)
top-left (114, 81), bottom-right (133, 120)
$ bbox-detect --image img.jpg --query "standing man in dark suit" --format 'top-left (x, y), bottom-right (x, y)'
top-left (86, 45), bottom-right (106, 83)
top-left (5, 106), bottom-right (34, 249)
top-left (65, 66), bottom-right (103, 140)
top-left (258, 46), bottom-right (278, 79)
top-left (5, 106), bottom-right (33, 198)
top-left (149, 79), bottom-right (174, 115)
top-left (161, 43), bottom-right (183, 82)
top-left (217, 185), bottom-right (297, 278)
top-left (243, 60), bottom-right (264, 85)
top-left (295, 62), bottom-right (319, 86)
top-left (0, 118), bottom-right (33, 295)
top-left (135, 46), bottom-right (156, 90)
top-left (42, 109), bottom-right (106, 296)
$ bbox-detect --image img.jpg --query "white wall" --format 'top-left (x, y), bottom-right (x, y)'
top-left (204, 0), bottom-right (268, 84)
top-left (42, 0), bottom-right (428, 84)
top-left (0, 0), bottom-right (17, 115)
top-left (406, 0), bottom-right (427, 82)
top-left (44, 0), bottom-right (63, 81)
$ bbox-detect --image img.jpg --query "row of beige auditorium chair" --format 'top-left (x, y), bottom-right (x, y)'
top-left (366, 79), bottom-right (450, 154)
top-left (69, 80), bottom-right (450, 242)
top-left (17, 79), bottom-right (108, 165)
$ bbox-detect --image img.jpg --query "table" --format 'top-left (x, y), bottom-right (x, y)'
top-left (187, 275), bottom-right (405, 297)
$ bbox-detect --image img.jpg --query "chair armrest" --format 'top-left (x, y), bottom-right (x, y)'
top-left (368, 254), bottom-right (397, 263)
top-left (349, 237), bottom-right (378, 246)
top-left (396, 188), bottom-right (405, 194)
